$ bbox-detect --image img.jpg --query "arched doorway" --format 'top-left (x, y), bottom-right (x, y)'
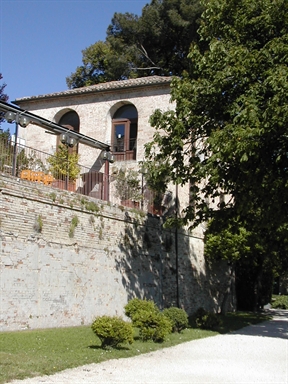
top-left (57, 110), bottom-right (80, 152)
top-left (112, 105), bottom-right (138, 161)
top-left (52, 110), bottom-right (80, 191)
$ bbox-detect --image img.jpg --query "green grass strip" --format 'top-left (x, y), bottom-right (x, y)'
top-left (0, 312), bottom-right (270, 384)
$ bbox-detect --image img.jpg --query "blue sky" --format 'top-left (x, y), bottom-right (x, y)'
top-left (0, 0), bottom-right (148, 131)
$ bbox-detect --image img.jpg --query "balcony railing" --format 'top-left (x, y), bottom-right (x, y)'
top-left (111, 138), bottom-right (137, 161)
top-left (0, 140), bottom-right (162, 214)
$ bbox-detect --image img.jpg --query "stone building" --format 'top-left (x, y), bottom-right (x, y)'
top-left (14, 75), bottom-right (197, 221)
top-left (15, 76), bottom-right (185, 209)
top-left (15, 76), bottom-right (172, 166)
top-left (0, 76), bottom-right (235, 331)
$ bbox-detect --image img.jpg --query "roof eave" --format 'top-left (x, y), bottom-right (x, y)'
top-left (13, 76), bottom-right (172, 105)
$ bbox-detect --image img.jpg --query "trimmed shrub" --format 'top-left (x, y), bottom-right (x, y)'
top-left (91, 316), bottom-right (134, 348)
top-left (125, 298), bottom-right (159, 321)
top-left (133, 309), bottom-right (172, 342)
top-left (195, 307), bottom-right (222, 330)
top-left (163, 307), bottom-right (189, 333)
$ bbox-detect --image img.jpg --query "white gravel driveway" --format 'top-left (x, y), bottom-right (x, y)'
top-left (8, 309), bottom-right (288, 384)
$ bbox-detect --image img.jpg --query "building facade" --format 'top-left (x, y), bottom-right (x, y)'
top-left (15, 76), bottom-right (197, 218)
top-left (0, 77), bottom-right (236, 331)
top-left (15, 76), bottom-right (173, 167)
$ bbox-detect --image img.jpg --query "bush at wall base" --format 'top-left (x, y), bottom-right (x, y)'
top-left (163, 307), bottom-right (189, 333)
top-left (131, 310), bottom-right (173, 343)
top-left (124, 298), bottom-right (159, 320)
top-left (194, 307), bottom-right (222, 330)
top-left (125, 298), bottom-right (172, 342)
top-left (91, 316), bottom-right (134, 349)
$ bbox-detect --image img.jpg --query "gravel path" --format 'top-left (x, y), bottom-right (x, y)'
top-left (8, 309), bottom-right (288, 384)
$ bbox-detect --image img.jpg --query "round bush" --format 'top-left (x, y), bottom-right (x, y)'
top-left (132, 309), bottom-right (172, 342)
top-left (91, 316), bottom-right (134, 348)
top-left (200, 313), bottom-right (221, 330)
top-left (163, 307), bottom-right (189, 333)
top-left (124, 298), bottom-right (159, 322)
top-left (194, 308), bottom-right (221, 330)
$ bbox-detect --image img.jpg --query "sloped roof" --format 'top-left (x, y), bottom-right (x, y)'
top-left (15, 76), bottom-right (172, 103)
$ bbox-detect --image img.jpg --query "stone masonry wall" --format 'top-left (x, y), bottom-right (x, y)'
top-left (17, 83), bottom-right (174, 168)
top-left (0, 174), bottom-right (235, 332)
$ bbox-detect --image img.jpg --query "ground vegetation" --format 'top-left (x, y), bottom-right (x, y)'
top-left (0, 310), bottom-right (270, 383)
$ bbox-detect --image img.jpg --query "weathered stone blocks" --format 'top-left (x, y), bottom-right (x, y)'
top-left (0, 174), bottom-right (235, 332)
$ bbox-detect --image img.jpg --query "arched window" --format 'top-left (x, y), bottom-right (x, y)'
top-left (112, 105), bottom-right (138, 161)
top-left (57, 111), bottom-right (80, 152)
top-left (59, 111), bottom-right (79, 132)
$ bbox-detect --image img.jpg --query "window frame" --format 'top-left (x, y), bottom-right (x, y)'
top-left (112, 117), bottom-right (137, 161)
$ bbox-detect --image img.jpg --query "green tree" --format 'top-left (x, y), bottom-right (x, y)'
top-left (114, 168), bottom-right (142, 203)
top-left (47, 145), bottom-right (80, 182)
top-left (66, 0), bottom-right (203, 88)
top-left (0, 129), bottom-right (12, 172)
top-left (66, 41), bottom-right (121, 88)
top-left (0, 75), bottom-right (12, 173)
top-left (145, 0), bottom-right (288, 310)
top-left (0, 128), bottom-right (30, 176)
top-left (0, 73), bottom-right (9, 124)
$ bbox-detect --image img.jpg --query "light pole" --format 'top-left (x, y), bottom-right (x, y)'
top-left (4, 111), bottom-right (30, 176)
top-left (175, 183), bottom-right (180, 308)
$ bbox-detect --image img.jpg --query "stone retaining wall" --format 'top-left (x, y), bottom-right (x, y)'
top-left (0, 174), bottom-right (235, 332)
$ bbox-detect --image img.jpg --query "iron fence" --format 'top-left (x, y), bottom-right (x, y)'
top-left (0, 140), bottom-right (161, 214)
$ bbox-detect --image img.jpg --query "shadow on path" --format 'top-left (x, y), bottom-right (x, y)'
top-left (233, 309), bottom-right (288, 340)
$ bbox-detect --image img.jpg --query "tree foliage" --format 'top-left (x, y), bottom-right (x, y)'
top-left (0, 74), bottom-right (11, 171)
top-left (0, 129), bottom-right (12, 171)
top-left (114, 168), bottom-right (142, 202)
top-left (145, 0), bottom-right (288, 309)
top-left (66, 0), bottom-right (204, 88)
top-left (47, 145), bottom-right (80, 181)
top-left (0, 73), bottom-right (9, 124)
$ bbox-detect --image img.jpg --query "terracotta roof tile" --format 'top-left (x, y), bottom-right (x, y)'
top-left (15, 76), bottom-right (172, 103)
